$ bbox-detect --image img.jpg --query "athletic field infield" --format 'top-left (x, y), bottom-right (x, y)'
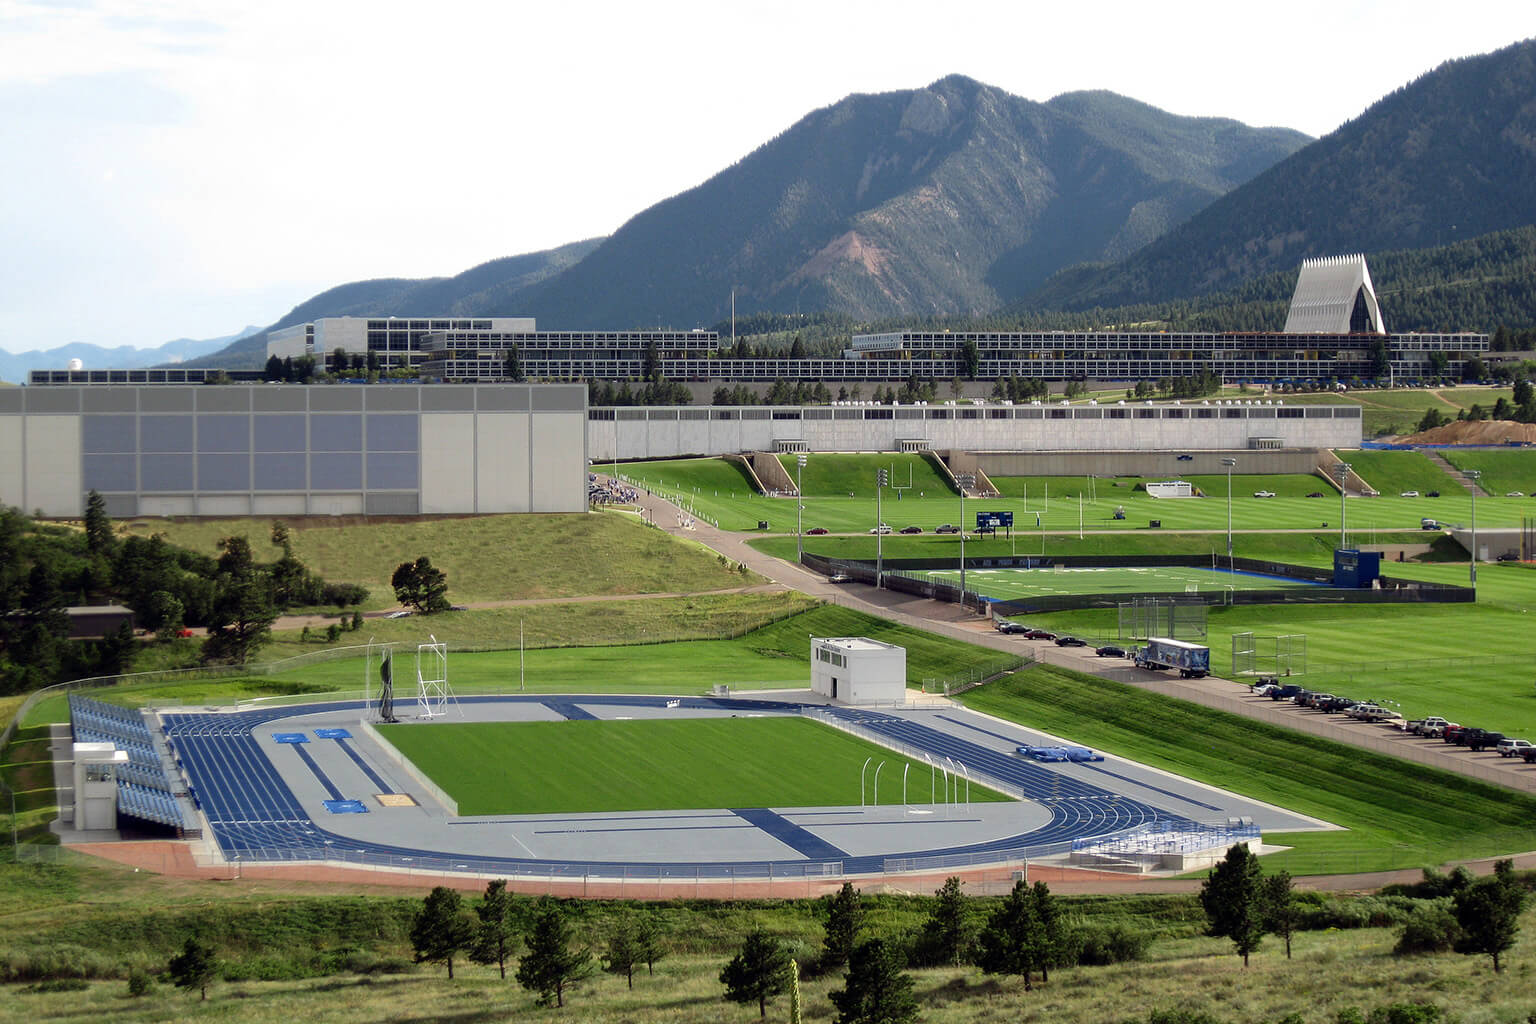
top-left (913, 565), bottom-right (1325, 602)
top-left (376, 717), bottom-right (1010, 815)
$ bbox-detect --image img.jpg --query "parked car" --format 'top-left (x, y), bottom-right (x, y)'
top-left (935, 523), bottom-right (960, 534)
top-left (1496, 738), bottom-right (1534, 758)
top-left (1306, 491), bottom-right (1325, 498)
top-left (806, 527), bottom-right (829, 535)
top-left (1054, 635), bottom-right (1088, 647)
top-left (1442, 724), bottom-right (1470, 744)
top-left (869, 524), bottom-right (892, 535)
top-left (386, 610), bottom-right (412, 619)
top-left (899, 525), bottom-right (923, 534)
top-left (1095, 644), bottom-right (1127, 658)
top-left (995, 621), bottom-right (1029, 635)
top-left (828, 573), bottom-right (853, 584)
top-left (1064, 746), bottom-right (1104, 762)
top-left (1252, 490), bottom-right (1277, 498)
top-left (1426, 490), bottom-right (1441, 498)
top-left (1176, 454), bottom-right (1193, 461)
top-left (1421, 518), bottom-right (1440, 530)
top-left (1023, 629), bottom-right (1058, 641)
top-left (1466, 729), bottom-right (1506, 752)
top-left (1401, 490), bottom-right (1420, 497)
top-left (1507, 491), bottom-right (1524, 498)
top-left (1270, 684), bottom-right (1305, 701)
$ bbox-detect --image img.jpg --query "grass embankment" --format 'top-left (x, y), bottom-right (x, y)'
top-left (0, 725), bottom-right (59, 843)
top-left (1333, 449), bottom-right (1471, 496)
top-left (617, 453), bottom-right (1532, 533)
top-left (262, 591), bottom-right (819, 657)
top-left (379, 718), bottom-right (1009, 814)
top-left (2, 852), bottom-right (1535, 1024)
top-left (20, 604), bottom-right (1018, 725)
top-left (125, 512), bottom-right (755, 608)
top-left (960, 663), bottom-right (1536, 874)
top-left (1442, 448), bottom-right (1536, 495)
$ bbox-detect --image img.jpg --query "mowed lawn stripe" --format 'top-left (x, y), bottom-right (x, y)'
top-left (376, 718), bottom-right (1009, 815)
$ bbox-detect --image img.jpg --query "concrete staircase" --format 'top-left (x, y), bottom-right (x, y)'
top-left (1422, 448), bottom-right (1487, 496)
top-left (939, 450), bottom-right (1001, 497)
top-left (1315, 449), bottom-right (1376, 495)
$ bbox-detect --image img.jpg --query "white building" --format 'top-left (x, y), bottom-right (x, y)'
top-left (268, 316), bottom-right (538, 370)
top-left (810, 637), bottom-right (907, 705)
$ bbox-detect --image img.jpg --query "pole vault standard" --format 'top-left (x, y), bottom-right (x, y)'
top-left (416, 635), bottom-right (459, 719)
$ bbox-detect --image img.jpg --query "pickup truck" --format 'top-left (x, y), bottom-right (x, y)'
top-left (1270, 683), bottom-right (1306, 701)
top-left (1465, 729), bottom-right (1506, 752)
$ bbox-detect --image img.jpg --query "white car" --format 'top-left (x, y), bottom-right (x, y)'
top-left (1400, 490), bottom-right (1420, 497)
top-left (1252, 490), bottom-right (1276, 498)
top-left (868, 524), bottom-right (892, 535)
top-left (1497, 738), bottom-right (1534, 758)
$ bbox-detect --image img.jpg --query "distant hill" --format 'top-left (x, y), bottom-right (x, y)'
top-left (1026, 38), bottom-right (1536, 310)
top-left (181, 240), bottom-right (602, 369)
top-left (1, 328), bottom-right (260, 383)
top-left (513, 76), bottom-right (1308, 328)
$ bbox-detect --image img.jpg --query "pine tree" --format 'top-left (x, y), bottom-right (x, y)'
top-left (634, 914), bottom-right (666, 976)
top-left (1262, 870), bottom-right (1299, 959)
top-left (516, 899), bottom-right (593, 1007)
top-left (720, 930), bottom-right (790, 1019)
top-left (828, 938), bottom-right (919, 1024)
top-left (83, 489), bottom-right (115, 557)
top-left (822, 882), bottom-right (866, 971)
top-left (469, 879), bottom-right (519, 979)
top-left (917, 875), bottom-right (974, 966)
top-left (1453, 859), bottom-right (1528, 972)
top-left (168, 936), bottom-right (218, 1000)
top-left (410, 886), bottom-right (475, 979)
top-left (602, 917), bottom-right (640, 989)
top-left (976, 878), bottom-right (1048, 989)
top-left (1200, 843), bottom-right (1267, 966)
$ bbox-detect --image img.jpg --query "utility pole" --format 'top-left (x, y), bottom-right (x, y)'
top-left (875, 468), bottom-right (888, 588)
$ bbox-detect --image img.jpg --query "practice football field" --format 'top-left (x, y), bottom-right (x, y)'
top-left (376, 717), bottom-right (1010, 815)
top-left (912, 565), bottom-right (1326, 601)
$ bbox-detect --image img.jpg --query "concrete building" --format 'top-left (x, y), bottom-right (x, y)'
top-left (810, 637), bottom-right (907, 705)
top-left (0, 383), bottom-right (586, 518)
top-left (268, 316), bottom-right (538, 371)
top-left (587, 400), bottom-right (1363, 461)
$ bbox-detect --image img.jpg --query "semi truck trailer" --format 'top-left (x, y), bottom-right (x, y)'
top-left (1134, 637), bottom-right (1211, 678)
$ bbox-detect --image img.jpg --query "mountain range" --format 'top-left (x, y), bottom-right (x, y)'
top-left (188, 37), bottom-right (1536, 371)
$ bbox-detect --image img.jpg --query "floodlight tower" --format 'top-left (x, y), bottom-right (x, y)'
top-left (1333, 462), bottom-right (1352, 550)
top-left (875, 468), bottom-right (888, 588)
top-left (1466, 469), bottom-right (1482, 586)
top-left (1221, 457), bottom-right (1237, 559)
top-left (956, 473), bottom-right (976, 604)
top-left (796, 452), bottom-right (808, 563)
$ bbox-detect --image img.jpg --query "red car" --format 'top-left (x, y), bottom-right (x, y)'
top-left (806, 527), bottom-right (829, 535)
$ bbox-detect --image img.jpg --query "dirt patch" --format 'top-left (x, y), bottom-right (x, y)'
top-left (1399, 420), bottom-right (1536, 445)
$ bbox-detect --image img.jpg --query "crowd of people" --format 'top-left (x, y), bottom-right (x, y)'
top-left (588, 474), bottom-right (641, 506)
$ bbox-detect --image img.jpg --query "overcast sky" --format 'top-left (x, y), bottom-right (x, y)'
top-left (0, 1), bottom-right (1530, 355)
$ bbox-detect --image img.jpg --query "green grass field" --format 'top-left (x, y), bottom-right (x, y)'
top-left (124, 511), bottom-right (752, 607)
top-left (959, 663), bottom-right (1536, 874)
top-left (913, 565), bottom-right (1321, 602)
top-left (1441, 448), bottom-right (1536, 495)
top-left (376, 717), bottom-right (1008, 814)
top-left (613, 454), bottom-right (1532, 533)
top-left (1266, 385), bottom-right (1515, 436)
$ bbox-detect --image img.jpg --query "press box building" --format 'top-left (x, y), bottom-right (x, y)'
top-left (810, 637), bottom-right (907, 705)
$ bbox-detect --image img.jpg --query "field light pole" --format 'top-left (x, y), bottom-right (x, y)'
top-left (795, 453), bottom-right (808, 563)
top-left (876, 468), bottom-right (888, 588)
top-left (1333, 462), bottom-right (1352, 550)
top-left (957, 473), bottom-right (976, 605)
top-left (1467, 469), bottom-right (1481, 586)
top-left (1221, 457), bottom-right (1237, 559)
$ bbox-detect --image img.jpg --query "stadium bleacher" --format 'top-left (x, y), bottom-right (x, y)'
top-left (68, 694), bottom-right (196, 835)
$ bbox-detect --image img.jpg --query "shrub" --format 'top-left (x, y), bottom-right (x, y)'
top-left (127, 968), bottom-right (152, 997)
top-left (1394, 902), bottom-right (1461, 955)
top-left (1075, 925), bottom-right (1150, 965)
top-left (28, 977), bottom-right (89, 993)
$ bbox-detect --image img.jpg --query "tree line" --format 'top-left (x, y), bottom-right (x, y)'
top-left (0, 498), bottom-right (368, 693)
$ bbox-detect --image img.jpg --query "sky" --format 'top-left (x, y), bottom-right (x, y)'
top-left (0, 1), bottom-right (1532, 355)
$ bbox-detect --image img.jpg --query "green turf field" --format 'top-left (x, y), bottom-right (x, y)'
top-left (375, 717), bottom-right (1009, 814)
top-left (613, 454), bottom-right (1531, 533)
top-left (913, 565), bottom-right (1322, 602)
